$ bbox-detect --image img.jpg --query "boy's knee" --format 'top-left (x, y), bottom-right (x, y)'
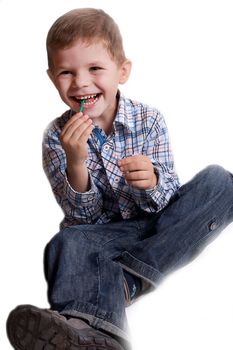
top-left (206, 164), bottom-right (230, 178)
top-left (46, 226), bottom-right (86, 252)
top-left (205, 164), bottom-right (226, 175)
top-left (201, 164), bottom-right (232, 189)
top-left (45, 226), bottom-right (103, 261)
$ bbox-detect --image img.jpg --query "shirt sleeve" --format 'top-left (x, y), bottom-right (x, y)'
top-left (42, 120), bottom-right (103, 227)
top-left (129, 110), bottom-right (180, 212)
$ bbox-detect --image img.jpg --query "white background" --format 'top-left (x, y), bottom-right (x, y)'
top-left (0, 0), bottom-right (233, 349)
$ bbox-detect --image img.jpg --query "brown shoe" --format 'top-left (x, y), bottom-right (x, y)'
top-left (6, 304), bottom-right (126, 349)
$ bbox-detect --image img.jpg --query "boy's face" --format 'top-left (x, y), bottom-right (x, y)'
top-left (48, 40), bottom-right (131, 123)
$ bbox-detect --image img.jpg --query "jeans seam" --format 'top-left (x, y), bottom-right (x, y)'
top-left (96, 255), bottom-right (101, 309)
top-left (118, 252), bottom-right (163, 283)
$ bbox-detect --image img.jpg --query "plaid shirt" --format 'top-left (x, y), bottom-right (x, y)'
top-left (43, 92), bottom-right (180, 229)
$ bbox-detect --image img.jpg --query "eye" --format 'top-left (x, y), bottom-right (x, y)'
top-left (59, 70), bottom-right (72, 76)
top-left (90, 66), bottom-right (103, 72)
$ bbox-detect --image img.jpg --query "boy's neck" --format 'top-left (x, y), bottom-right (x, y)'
top-left (94, 117), bottom-right (114, 135)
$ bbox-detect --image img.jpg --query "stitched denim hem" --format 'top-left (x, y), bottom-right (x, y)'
top-left (116, 251), bottom-right (164, 285)
top-left (60, 309), bottom-right (130, 342)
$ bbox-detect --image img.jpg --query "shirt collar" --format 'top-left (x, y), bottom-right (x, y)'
top-left (114, 91), bottom-right (135, 132)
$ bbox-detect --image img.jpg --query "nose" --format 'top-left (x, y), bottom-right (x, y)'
top-left (72, 71), bottom-right (91, 89)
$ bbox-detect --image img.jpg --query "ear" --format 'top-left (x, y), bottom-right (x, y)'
top-left (47, 69), bottom-right (56, 86)
top-left (119, 59), bottom-right (132, 84)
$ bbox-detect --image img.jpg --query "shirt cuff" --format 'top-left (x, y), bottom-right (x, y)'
top-left (145, 177), bottom-right (167, 211)
top-left (64, 173), bottom-right (101, 207)
top-left (131, 169), bottom-right (175, 212)
top-left (146, 169), bottom-right (177, 210)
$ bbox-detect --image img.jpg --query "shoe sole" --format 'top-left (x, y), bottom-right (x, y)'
top-left (6, 305), bottom-right (122, 350)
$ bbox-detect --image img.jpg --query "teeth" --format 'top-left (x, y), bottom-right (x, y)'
top-left (72, 94), bottom-right (100, 106)
top-left (78, 94), bottom-right (97, 100)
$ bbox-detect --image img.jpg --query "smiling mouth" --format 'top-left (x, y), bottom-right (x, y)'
top-left (71, 93), bottom-right (101, 106)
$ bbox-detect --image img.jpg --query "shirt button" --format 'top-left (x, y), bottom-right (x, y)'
top-left (103, 144), bottom-right (110, 151)
top-left (114, 177), bottom-right (120, 183)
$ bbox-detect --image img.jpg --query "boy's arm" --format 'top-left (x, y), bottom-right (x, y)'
top-left (119, 111), bottom-right (180, 212)
top-left (42, 114), bottom-right (103, 226)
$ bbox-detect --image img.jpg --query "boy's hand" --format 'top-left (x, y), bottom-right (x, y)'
top-left (60, 112), bottom-right (94, 166)
top-left (118, 155), bottom-right (157, 190)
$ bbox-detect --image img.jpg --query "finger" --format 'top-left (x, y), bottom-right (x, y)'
top-left (61, 112), bottom-right (83, 134)
top-left (118, 154), bottom-right (149, 163)
top-left (75, 122), bottom-right (94, 141)
top-left (118, 156), bottom-right (136, 166)
top-left (67, 118), bottom-right (93, 142)
top-left (120, 158), bottom-right (152, 173)
top-left (123, 170), bottom-right (150, 181)
top-left (126, 179), bottom-right (151, 189)
top-left (81, 124), bottom-right (95, 143)
top-left (61, 112), bottom-right (91, 136)
top-left (61, 114), bottom-right (90, 137)
top-left (61, 116), bottom-right (92, 141)
top-left (118, 155), bottom-right (150, 168)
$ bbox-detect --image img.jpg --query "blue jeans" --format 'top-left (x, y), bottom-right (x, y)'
top-left (44, 165), bottom-right (233, 343)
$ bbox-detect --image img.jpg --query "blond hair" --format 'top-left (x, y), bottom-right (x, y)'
top-left (46, 8), bottom-right (126, 69)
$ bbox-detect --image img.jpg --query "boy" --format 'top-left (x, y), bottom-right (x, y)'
top-left (7, 8), bottom-right (233, 350)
